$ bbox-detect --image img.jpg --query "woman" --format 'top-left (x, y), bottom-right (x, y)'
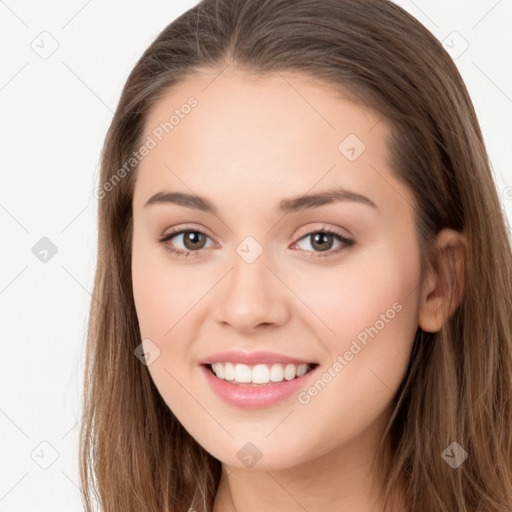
top-left (80, 0), bottom-right (512, 510)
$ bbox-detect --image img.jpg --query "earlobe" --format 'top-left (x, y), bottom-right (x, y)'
top-left (418, 228), bottom-right (467, 333)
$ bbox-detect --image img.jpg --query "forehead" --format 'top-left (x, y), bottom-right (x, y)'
top-left (133, 68), bottom-right (406, 216)
top-left (143, 68), bottom-right (385, 154)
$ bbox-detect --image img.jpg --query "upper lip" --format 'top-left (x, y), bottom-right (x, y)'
top-left (199, 350), bottom-right (318, 366)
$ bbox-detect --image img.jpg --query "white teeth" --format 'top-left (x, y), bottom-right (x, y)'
top-left (252, 364), bottom-right (270, 384)
top-left (223, 362), bottom-right (235, 381)
top-left (296, 364), bottom-right (308, 377)
top-left (234, 363), bottom-right (252, 383)
top-left (270, 364), bottom-right (284, 382)
top-left (284, 364), bottom-right (296, 380)
top-left (211, 362), bottom-right (225, 379)
top-left (210, 362), bottom-right (312, 384)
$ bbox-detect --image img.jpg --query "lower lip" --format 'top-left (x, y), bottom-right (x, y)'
top-left (199, 364), bottom-right (318, 409)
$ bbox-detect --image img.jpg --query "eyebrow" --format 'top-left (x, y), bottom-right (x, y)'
top-left (143, 186), bottom-right (378, 214)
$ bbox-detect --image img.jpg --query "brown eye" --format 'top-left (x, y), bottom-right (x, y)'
top-left (309, 232), bottom-right (335, 252)
top-left (181, 231), bottom-right (208, 250)
top-left (293, 229), bottom-right (355, 258)
top-left (159, 228), bottom-right (214, 257)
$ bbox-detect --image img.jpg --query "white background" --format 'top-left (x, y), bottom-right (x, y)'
top-left (1, 1), bottom-right (511, 510)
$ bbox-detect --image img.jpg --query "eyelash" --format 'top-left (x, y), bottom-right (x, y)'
top-left (157, 224), bottom-right (356, 259)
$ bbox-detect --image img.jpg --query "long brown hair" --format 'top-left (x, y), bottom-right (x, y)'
top-left (79, 1), bottom-right (512, 510)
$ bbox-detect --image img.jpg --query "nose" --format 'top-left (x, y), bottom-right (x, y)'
top-left (212, 249), bottom-right (291, 333)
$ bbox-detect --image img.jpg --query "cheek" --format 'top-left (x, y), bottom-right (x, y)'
top-left (131, 235), bottom-right (200, 339)
top-left (131, 237), bottom-right (210, 406)
top-left (290, 243), bottom-right (421, 415)
top-left (286, 252), bottom-right (419, 452)
top-left (131, 241), bottom-right (201, 413)
top-left (289, 245), bottom-right (420, 345)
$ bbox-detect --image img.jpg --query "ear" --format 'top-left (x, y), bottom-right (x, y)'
top-left (418, 228), bottom-right (467, 333)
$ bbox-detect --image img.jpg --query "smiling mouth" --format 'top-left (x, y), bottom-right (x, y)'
top-left (203, 362), bottom-right (319, 386)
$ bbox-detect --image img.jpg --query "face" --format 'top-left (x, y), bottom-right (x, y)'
top-left (131, 68), bottom-right (423, 470)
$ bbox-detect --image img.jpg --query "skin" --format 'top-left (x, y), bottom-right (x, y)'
top-left (131, 67), bottom-right (466, 511)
